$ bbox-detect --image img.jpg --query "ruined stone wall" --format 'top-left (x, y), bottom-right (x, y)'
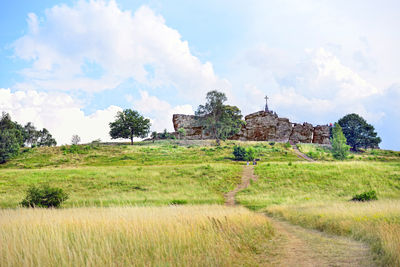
top-left (172, 111), bottom-right (330, 144)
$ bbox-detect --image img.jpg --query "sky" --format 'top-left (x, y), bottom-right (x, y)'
top-left (0, 0), bottom-right (399, 149)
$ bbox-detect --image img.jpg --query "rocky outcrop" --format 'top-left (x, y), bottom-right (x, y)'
top-left (312, 125), bottom-right (331, 144)
top-left (172, 111), bottom-right (331, 144)
top-left (172, 114), bottom-right (211, 140)
top-left (289, 123), bottom-right (314, 143)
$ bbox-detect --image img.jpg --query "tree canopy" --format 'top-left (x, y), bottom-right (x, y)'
top-left (109, 109), bottom-right (151, 145)
top-left (0, 113), bottom-right (57, 163)
top-left (338, 113), bottom-right (381, 151)
top-left (195, 90), bottom-right (243, 144)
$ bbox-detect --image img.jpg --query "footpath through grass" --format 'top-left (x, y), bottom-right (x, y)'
top-left (237, 161), bottom-right (400, 266)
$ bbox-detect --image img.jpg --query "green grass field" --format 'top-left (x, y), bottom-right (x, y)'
top-left (1, 140), bottom-right (400, 266)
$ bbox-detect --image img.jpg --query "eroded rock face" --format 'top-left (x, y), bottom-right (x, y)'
top-left (172, 111), bottom-right (331, 144)
top-left (289, 123), bottom-right (314, 143)
top-left (172, 114), bottom-right (210, 140)
top-left (312, 125), bottom-right (331, 144)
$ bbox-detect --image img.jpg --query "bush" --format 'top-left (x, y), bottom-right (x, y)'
top-left (170, 199), bottom-right (187, 205)
top-left (245, 147), bottom-right (255, 161)
top-left (233, 145), bottom-right (255, 161)
top-left (284, 142), bottom-right (291, 149)
top-left (21, 184), bottom-right (69, 208)
top-left (233, 145), bottom-right (247, 160)
top-left (351, 190), bottom-right (377, 202)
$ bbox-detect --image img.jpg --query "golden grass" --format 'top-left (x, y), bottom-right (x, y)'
top-left (267, 200), bottom-right (400, 266)
top-left (0, 205), bottom-right (274, 267)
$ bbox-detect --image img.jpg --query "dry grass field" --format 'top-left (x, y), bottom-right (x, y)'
top-left (0, 205), bottom-right (274, 267)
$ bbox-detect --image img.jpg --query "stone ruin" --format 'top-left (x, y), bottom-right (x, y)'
top-left (172, 111), bottom-right (331, 144)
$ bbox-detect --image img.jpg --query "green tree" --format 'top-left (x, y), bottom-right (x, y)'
top-left (0, 129), bottom-right (20, 163)
top-left (37, 128), bottom-right (57, 147)
top-left (0, 113), bottom-right (25, 163)
top-left (109, 109), bottom-right (151, 145)
top-left (0, 112), bottom-right (24, 146)
top-left (331, 123), bottom-right (350, 160)
top-left (338, 113), bottom-right (381, 151)
top-left (195, 90), bottom-right (243, 145)
top-left (24, 122), bottom-right (39, 147)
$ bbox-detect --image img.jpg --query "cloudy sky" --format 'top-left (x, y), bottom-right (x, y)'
top-left (0, 0), bottom-right (399, 149)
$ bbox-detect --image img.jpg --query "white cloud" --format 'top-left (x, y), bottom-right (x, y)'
top-left (129, 90), bottom-right (193, 132)
top-left (0, 88), bottom-right (122, 144)
top-left (233, 47), bottom-right (385, 124)
top-left (13, 1), bottom-right (229, 98)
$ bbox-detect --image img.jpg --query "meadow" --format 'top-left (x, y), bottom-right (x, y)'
top-left (0, 141), bottom-right (297, 208)
top-left (1, 140), bottom-right (400, 266)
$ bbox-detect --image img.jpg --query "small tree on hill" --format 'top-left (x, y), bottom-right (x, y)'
top-left (71, 134), bottom-right (81, 145)
top-left (196, 90), bottom-right (243, 145)
top-left (109, 109), bottom-right (151, 145)
top-left (338, 113), bottom-right (381, 151)
top-left (331, 123), bottom-right (350, 160)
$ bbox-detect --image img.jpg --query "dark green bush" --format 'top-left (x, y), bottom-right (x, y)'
top-left (170, 199), bottom-right (187, 205)
top-left (233, 145), bottom-right (255, 161)
top-left (351, 190), bottom-right (377, 201)
top-left (233, 145), bottom-right (247, 160)
top-left (285, 142), bottom-right (292, 149)
top-left (21, 184), bottom-right (69, 208)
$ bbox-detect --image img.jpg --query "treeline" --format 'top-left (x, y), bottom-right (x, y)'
top-left (0, 112), bottom-right (56, 163)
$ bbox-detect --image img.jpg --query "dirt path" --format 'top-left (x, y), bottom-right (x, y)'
top-left (225, 165), bottom-right (376, 266)
top-left (266, 217), bottom-right (375, 266)
top-left (224, 165), bottom-right (257, 206)
top-left (292, 145), bottom-right (315, 162)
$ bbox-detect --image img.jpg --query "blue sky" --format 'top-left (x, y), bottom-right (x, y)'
top-left (0, 0), bottom-right (399, 149)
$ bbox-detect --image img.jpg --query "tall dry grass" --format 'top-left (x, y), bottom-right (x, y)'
top-left (267, 200), bottom-right (400, 266)
top-left (0, 205), bottom-right (274, 267)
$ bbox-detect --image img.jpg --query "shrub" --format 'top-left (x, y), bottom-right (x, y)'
top-left (170, 199), bottom-right (187, 205)
top-left (233, 145), bottom-right (247, 160)
top-left (21, 184), bottom-right (69, 208)
top-left (233, 145), bottom-right (256, 161)
top-left (284, 142), bottom-right (291, 149)
top-left (245, 147), bottom-right (255, 161)
top-left (351, 190), bottom-right (377, 201)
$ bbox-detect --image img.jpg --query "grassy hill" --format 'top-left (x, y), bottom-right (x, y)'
top-left (1, 140), bottom-right (400, 266)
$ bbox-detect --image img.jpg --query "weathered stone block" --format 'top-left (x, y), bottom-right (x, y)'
top-left (312, 125), bottom-right (331, 144)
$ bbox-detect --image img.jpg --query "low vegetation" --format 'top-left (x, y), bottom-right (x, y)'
top-left (352, 190), bottom-right (378, 202)
top-left (21, 184), bottom-right (68, 208)
top-left (0, 206), bottom-right (274, 266)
